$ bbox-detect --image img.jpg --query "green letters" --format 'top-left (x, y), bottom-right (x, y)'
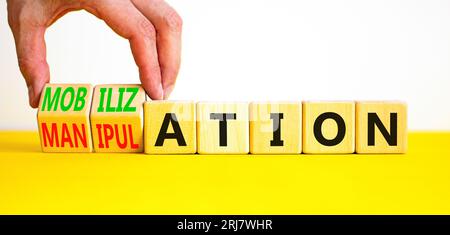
top-left (73, 87), bottom-right (88, 111)
top-left (41, 87), bottom-right (61, 111)
top-left (97, 87), bottom-right (138, 112)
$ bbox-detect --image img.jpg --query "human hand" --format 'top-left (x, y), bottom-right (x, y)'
top-left (7, 0), bottom-right (182, 108)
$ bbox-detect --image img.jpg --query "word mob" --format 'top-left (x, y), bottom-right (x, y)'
top-left (37, 84), bottom-right (407, 154)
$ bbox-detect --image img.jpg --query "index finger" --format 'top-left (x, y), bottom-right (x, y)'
top-left (131, 0), bottom-right (182, 99)
top-left (84, 0), bottom-right (164, 100)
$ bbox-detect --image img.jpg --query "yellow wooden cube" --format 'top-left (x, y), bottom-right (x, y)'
top-left (356, 101), bottom-right (407, 153)
top-left (249, 102), bottom-right (302, 154)
top-left (302, 101), bottom-right (355, 154)
top-left (144, 101), bottom-right (196, 154)
top-left (197, 102), bottom-right (249, 154)
top-left (37, 84), bottom-right (93, 152)
top-left (90, 84), bottom-right (145, 152)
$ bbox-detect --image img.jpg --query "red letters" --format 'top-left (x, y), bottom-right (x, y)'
top-left (95, 124), bottom-right (139, 149)
top-left (104, 124), bottom-right (114, 148)
top-left (73, 124), bottom-right (88, 148)
top-left (41, 123), bottom-right (88, 148)
top-left (61, 123), bottom-right (74, 148)
top-left (42, 123), bottom-right (59, 147)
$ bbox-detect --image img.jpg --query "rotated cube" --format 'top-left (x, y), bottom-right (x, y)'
top-left (90, 84), bottom-right (146, 152)
top-left (37, 84), bottom-right (93, 152)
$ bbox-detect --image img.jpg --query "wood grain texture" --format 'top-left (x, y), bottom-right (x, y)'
top-left (302, 101), bottom-right (355, 154)
top-left (144, 101), bottom-right (196, 154)
top-left (356, 101), bottom-right (407, 153)
top-left (197, 102), bottom-right (249, 154)
top-left (249, 102), bottom-right (302, 154)
top-left (90, 84), bottom-right (145, 152)
top-left (37, 84), bottom-right (93, 152)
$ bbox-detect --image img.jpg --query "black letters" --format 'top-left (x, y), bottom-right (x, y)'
top-left (368, 113), bottom-right (397, 146)
top-left (313, 112), bottom-right (346, 146)
top-left (155, 113), bottom-right (187, 146)
top-left (210, 113), bottom-right (237, 146)
top-left (270, 113), bottom-right (284, 146)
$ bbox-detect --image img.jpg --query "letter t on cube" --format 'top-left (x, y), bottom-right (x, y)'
top-left (197, 102), bottom-right (249, 154)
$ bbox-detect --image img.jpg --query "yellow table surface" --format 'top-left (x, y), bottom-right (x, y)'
top-left (0, 131), bottom-right (449, 215)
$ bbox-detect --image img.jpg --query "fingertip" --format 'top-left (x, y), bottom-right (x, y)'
top-left (28, 80), bottom-right (47, 108)
top-left (138, 64), bottom-right (164, 100)
top-left (163, 85), bottom-right (174, 100)
top-left (27, 85), bottom-right (37, 108)
top-left (143, 82), bottom-right (164, 100)
top-left (29, 99), bottom-right (39, 109)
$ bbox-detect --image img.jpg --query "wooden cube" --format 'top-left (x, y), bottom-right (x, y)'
top-left (249, 102), bottom-right (302, 154)
top-left (90, 84), bottom-right (145, 152)
top-left (37, 84), bottom-right (93, 152)
top-left (302, 101), bottom-right (355, 154)
top-left (356, 101), bottom-right (407, 153)
top-left (197, 102), bottom-right (249, 154)
top-left (144, 101), bottom-right (196, 154)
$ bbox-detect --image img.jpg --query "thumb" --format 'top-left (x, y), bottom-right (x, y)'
top-left (11, 24), bottom-right (50, 108)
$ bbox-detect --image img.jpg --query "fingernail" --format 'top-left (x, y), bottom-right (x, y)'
top-left (163, 85), bottom-right (174, 100)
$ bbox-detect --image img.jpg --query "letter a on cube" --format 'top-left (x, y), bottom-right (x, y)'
top-left (90, 84), bottom-right (145, 152)
top-left (249, 102), bottom-right (302, 154)
top-left (197, 102), bottom-right (249, 154)
top-left (144, 101), bottom-right (196, 154)
top-left (356, 101), bottom-right (407, 153)
top-left (302, 101), bottom-right (355, 154)
top-left (37, 84), bottom-right (93, 152)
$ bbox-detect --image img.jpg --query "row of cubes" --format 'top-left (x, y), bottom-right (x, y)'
top-left (37, 84), bottom-right (407, 154)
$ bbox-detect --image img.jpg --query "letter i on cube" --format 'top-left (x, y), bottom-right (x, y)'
top-left (90, 84), bottom-right (146, 152)
top-left (249, 102), bottom-right (302, 154)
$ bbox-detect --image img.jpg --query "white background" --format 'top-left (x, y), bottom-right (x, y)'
top-left (1, 0), bottom-right (449, 130)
